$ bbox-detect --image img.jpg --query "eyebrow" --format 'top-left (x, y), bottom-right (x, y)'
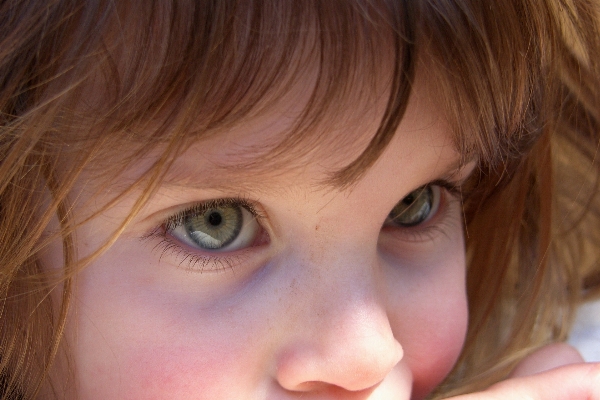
top-left (159, 155), bottom-right (476, 196)
top-left (440, 158), bottom-right (478, 183)
top-left (161, 162), bottom-right (315, 196)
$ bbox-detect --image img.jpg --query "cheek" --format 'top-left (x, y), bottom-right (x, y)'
top-left (66, 251), bottom-right (274, 399)
top-left (387, 240), bottom-right (468, 399)
top-left (71, 299), bottom-right (267, 400)
top-left (118, 341), bottom-right (249, 399)
top-left (405, 293), bottom-right (468, 399)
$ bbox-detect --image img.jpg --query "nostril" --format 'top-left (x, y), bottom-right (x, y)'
top-left (283, 381), bottom-right (386, 397)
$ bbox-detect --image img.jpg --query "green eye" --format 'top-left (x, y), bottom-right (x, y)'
top-left (184, 205), bottom-right (242, 249)
top-left (169, 201), bottom-right (260, 252)
top-left (386, 186), bottom-right (441, 227)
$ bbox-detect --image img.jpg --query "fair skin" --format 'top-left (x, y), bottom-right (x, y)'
top-left (42, 73), bottom-right (593, 399)
top-left (44, 74), bottom-right (470, 399)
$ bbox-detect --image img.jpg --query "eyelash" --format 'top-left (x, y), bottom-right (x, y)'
top-left (164, 197), bottom-right (263, 231)
top-left (144, 180), bottom-right (464, 272)
top-left (387, 180), bottom-right (463, 243)
top-left (143, 197), bottom-right (265, 272)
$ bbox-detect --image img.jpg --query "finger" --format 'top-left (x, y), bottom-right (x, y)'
top-left (445, 363), bottom-right (600, 400)
top-left (510, 342), bottom-right (585, 378)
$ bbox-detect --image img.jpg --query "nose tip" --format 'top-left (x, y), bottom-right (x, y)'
top-left (273, 238), bottom-right (406, 394)
top-left (275, 324), bottom-right (404, 392)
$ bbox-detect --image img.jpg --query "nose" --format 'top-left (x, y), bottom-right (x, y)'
top-left (274, 248), bottom-right (404, 393)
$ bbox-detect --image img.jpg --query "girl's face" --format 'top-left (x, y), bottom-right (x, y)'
top-left (43, 76), bottom-right (471, 400)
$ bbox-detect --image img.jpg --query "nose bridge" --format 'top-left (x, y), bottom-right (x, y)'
top-left (289, 226), bottom-right (383, 321)
top-left (308, 242), bottom-right (385, 328)
top-left (274, 232), bottom-right (403, 392)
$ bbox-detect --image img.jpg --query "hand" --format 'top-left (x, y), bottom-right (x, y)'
top-left (446, 343), bottom-right (600, 399)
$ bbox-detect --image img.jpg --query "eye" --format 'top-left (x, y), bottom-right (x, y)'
top-left (385, 185), bottom-right (441, 227)
top-left (167, 199), bottom-right (261, 252)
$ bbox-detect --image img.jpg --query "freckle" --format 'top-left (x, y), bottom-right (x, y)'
top-left (315, 224), bottom-right (319, 231)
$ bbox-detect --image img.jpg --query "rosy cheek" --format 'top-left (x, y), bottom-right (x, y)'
top-left (118, 343), bottom-right (246, 399)
top-left (408, 300), bottom-right (468, 399)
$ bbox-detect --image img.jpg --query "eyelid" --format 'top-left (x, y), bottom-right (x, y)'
top-left (141, 197), bottom-right (268, 273)
top-left (163, 197), bottom-right (264, 232)
top-left (382, 182), bottom-right (462, 243)
top-left (429, 179), bottom-right (462, 198)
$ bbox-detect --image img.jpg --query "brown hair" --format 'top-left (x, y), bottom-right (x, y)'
top-left (1, 0), bottom-right (599, 398)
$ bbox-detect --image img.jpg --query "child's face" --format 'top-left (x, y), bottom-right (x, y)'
top-left (44, 76), bottom-right (471, 400)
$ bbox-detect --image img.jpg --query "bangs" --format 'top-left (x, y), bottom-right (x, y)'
top-left (44, 0), bottom-right (414, 187)
top-left (2, 1), bottom-right (599, 396)
top-left (12, 0), bottom-right (575, 187)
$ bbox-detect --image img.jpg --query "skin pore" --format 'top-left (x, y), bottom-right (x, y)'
top-left (42, 70), bottom-right (475, 400)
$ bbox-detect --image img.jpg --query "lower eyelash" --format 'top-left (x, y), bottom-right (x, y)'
top-left (401, 207), bottom-right (457, 242)
top-left (140, 196), bottom-right (265, 272)
top-left (390, 190), bottom-right (462, 243)
top-left (142, 231), bottom-right (248, 273)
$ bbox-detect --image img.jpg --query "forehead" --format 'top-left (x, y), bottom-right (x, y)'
top-left (71, 1), bottom-right (478, 195)
top-left (161, 72), bottom-right (461, 194)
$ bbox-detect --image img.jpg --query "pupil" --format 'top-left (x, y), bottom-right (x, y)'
top-left (207, 211), bottom-right (222, 226)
